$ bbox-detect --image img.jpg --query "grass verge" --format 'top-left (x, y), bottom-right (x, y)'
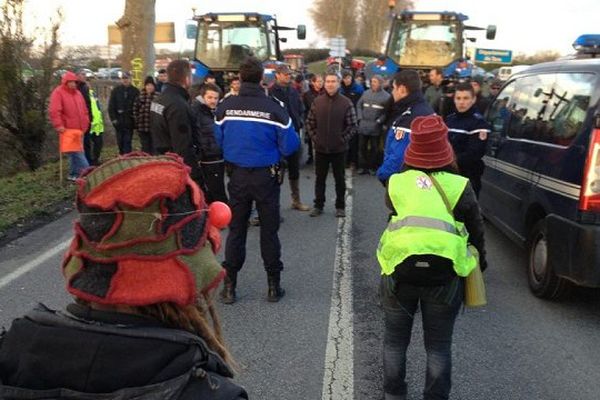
top-left (0, 144), bottom-right (121, 242)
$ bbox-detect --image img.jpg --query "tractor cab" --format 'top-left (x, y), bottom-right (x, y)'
top-left (188, 12), bottom-right (305, 82)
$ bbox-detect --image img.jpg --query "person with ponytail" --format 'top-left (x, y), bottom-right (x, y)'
top-left (0, 154), bottom-right (247, 399)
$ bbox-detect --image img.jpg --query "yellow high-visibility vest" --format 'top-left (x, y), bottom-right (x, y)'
top-left (377, 170), bottom-right (477, 277)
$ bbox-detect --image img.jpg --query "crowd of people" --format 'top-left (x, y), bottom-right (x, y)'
top-left (3, 57), bottom-right (496, 399)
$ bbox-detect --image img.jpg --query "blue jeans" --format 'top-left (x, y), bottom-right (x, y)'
top-left (67, 151), bottom-right (89, 178)
top-left (381, 275), bottom-right (463, 400)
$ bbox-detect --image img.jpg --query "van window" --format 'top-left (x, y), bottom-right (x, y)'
top-left (547, 73), bottom-right (595, 146)
top-left (487, 80), bottom-right (516, 134)
top-left (506, 74), bottom-right (556, 144)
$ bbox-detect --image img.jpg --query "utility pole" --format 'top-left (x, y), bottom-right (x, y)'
top-left (116, 0), bottom-right (156, 88)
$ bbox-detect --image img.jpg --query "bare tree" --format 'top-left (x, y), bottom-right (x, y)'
top-left (513, 50), bottom-right (561, 65)
top-left (355, 0), bottom-right (413, 52)
top-left (0, 0), bottom-right (60, 170)
top-left (116, 0), bottom-right (155, 88)
top-left (309, 0), bottom-right (359, 48)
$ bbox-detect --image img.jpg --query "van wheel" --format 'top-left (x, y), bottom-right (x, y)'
top-left (527, 220), bottom-right (571, 299)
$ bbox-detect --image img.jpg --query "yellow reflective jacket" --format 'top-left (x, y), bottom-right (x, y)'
top-left (377, 170), bottom-right (477, 277)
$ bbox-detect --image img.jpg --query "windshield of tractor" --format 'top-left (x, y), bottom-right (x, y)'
top-left (388, 21), bottom-right (459, 68)
top-left (195, 19), bottom-right (270, 69)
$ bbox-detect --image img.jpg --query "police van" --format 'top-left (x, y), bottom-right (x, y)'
top-left (480, 34), bottom-right (600, 299)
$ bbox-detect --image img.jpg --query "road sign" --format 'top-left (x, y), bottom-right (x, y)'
top-left (329, 36), bottom-right (347, 58)
top-left (474, 48), bottom-right (513, 64)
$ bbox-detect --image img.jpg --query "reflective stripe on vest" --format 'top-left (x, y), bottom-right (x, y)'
top-left (387, 215), bottom-right (460, 235)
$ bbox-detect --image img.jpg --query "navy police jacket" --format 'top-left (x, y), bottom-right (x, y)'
top-left (215, 82), bottom-right (300, 168)
top-left (445, 106), bottom-right (491, 179)
top-left (376, 92), bottom-right (434, 182)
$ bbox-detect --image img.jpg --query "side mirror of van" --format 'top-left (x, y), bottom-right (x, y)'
top-left (486, 25), bottom-right (497, 40)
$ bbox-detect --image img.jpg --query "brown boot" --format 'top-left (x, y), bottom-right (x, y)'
top-left (290, 179), bottom-right (309, 211)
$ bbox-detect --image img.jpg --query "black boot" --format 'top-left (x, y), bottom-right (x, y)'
top-left (221, 270), bottom-right (237, 304)
top-left (267, 272), bottom-right (285, 302)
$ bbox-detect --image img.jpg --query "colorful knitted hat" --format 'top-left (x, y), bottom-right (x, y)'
top-left (404, 115), bottom-right (455, 169)
top-left (62, 153), bottom-right (226, 306)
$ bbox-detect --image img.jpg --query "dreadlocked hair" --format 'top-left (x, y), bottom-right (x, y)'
top-left (135, 293), bottom-right (237, 370)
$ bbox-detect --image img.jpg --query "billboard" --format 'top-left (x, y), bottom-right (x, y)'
top-left (108, 22), bottom-right (176, 45)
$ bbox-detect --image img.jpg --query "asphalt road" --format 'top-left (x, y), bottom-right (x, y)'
top-left (1, 165), bottom-right (600, 399)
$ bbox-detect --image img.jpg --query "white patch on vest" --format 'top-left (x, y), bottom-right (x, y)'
top-left (415, 261), bottom-right (430, 268)
top-left (416, 175), bottom-right (433, 190)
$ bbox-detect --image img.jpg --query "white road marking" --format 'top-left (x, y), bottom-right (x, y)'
top-left (0, 240), bottom-right (70, 290)
top-left (321, 174), bottom-right (354, 399)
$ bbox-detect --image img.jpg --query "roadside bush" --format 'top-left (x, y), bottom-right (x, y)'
top-left (0, 0), bottom-right (60, 171)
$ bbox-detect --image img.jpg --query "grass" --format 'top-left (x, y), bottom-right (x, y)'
top-left (0, 143), bottom-right (122, 238)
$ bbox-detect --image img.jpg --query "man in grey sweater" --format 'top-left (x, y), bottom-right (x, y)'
top-left (356, 75), bottom-right (391, 175)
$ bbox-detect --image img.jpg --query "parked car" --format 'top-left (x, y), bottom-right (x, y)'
top-left (96, 67), bottom-right (122, 80)
top-left (79, 68), bottom-right (95, 79)
top-left (480, 39), bottom-right (600, 299)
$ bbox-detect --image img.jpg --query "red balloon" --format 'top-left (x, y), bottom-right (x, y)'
top-left (208, 201), bottom-right (231, 229)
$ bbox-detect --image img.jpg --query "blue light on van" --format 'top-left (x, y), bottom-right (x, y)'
top-left (573, 34), bottom-right (600, 53)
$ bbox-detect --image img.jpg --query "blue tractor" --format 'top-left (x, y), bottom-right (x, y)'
top-left (187, 12), bottom-right (306, 85)
top-left (366, 6), bottom-right (496, 82)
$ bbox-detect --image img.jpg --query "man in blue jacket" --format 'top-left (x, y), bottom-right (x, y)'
top-left (269, 64), bottom-right (309, 211)
top-left (215, 57), bottom-right (300, 305)
top-left (376, 70), bottom-right (434, 183)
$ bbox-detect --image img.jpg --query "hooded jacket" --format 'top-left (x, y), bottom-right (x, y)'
top-left (0, 304), bottom-right (247, 400)
top-left (48, 71), bottom-right (90, 132)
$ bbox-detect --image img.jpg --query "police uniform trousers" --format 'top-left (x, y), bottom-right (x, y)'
top-left (224, 166), bottom-right (283, 274)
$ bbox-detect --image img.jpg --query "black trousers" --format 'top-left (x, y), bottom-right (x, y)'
top-left (88, 134), bottom-right (104, 166)
top-left (314, 151), bottom-right (346, 210)
top-left (346, 135), bottom-right (359, 167)
top-left (286, 148), bottom-right (300, 181)
top-left (201, 161), bottom-right (228, 204)
top-left (138, 130), bottom-right (154, 155)
top-left (359, 134), bottom-right (379, 170)
top-left (83, 130), bottom-right (92, 164)
top-left (225, 167), bottom-right (282, 274)
top-left (115, 126), bottom-right (133, 155)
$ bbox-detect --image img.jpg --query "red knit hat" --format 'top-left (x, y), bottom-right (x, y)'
top-left (62, 153), bottom-right (227, 306)
top-left (404, 115), bottom-right (455, 169)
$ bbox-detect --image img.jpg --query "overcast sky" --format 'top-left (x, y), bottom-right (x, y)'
top-left (23, 0), bottom-right (599, 56)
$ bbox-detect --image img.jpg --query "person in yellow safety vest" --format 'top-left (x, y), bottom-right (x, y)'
top-left (88, 88), bottom-right (104, 166)
top-left (377, 115), bottom-right (487, 400)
